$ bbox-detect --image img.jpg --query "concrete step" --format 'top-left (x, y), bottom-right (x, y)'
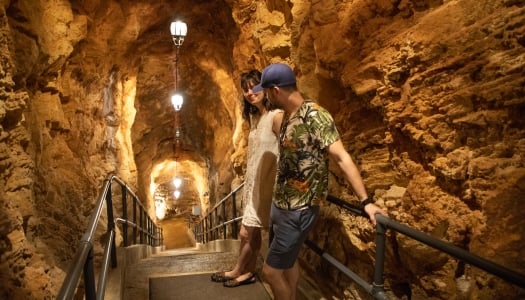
top-left (114, 240), bottom-right (324, 300)
top-left (122, 245), bottom-right (242, 299)
top-left (149, 272), bottom-right (272, 300)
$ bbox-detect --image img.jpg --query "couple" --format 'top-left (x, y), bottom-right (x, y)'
top-left (212, 63), bottom-right (387, 300)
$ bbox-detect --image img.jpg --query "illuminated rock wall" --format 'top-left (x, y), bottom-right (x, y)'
top-left (0, 0), bottom-right (523, 298)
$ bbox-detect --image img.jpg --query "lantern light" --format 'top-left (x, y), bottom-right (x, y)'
top-left (171, 94), bottom-right (184, 111)
top-left (170, 21), bottom-right (187, 47)
top-left (173, 177), bottom-right (182, 189)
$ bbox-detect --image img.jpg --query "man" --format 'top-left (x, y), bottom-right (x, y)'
top-left (252, 63), bottom-right (387, 300)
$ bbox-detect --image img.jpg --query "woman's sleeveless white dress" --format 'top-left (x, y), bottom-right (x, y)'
top-left (242, 109), bottom-right (280, 228)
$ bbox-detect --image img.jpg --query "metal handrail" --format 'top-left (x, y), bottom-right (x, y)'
top-left (193, 182), bottom-right (245, 243)
top-left (211, 183), bottom-right (245, 211)
top-left (57, 174), bottom-right (163, 300)
top-left (304, 195), bottom-right (525, 299)
top-left (208, 216), bottom-right (243, 232)
top-left (192, 186), bottom-right (525, 296)
top-left (373, 214), bottom-right (525, 288)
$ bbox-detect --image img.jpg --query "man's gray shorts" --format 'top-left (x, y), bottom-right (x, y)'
top-left (265, 203), bottom-right (320, 269)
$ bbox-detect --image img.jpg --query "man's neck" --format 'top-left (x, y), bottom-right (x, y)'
top-left (284, 91), bottom-right (304, 117)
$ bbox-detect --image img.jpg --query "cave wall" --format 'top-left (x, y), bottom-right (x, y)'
top-left (0, 0), bottom-right (242, 298)
top-left (0, 2), bottom-right (108, 299)
top-left (0, 0), bottom-right (524, 299)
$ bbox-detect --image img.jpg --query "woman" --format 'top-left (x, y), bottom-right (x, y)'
top-left (211, 70), bottom-right (283, 287)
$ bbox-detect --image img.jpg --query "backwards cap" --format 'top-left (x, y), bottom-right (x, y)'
top-left (252, 63), bottom-right (296, 93)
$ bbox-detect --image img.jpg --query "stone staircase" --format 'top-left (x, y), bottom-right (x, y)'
top-left (105, 239), bottom-right (324, 300)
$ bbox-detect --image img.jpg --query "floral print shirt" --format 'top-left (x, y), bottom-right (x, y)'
top-left (273, 100), bottom-right (340, 210)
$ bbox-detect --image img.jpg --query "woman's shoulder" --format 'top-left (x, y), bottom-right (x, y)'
top-left (269, 109), bottom-right (283, 123)
top-left (269, 108), bottom-right (284, 116)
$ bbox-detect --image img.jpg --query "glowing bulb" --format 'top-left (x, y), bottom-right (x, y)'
top-left (171, 94), bottom-right (183, 111)
top-left (173, 177), bottom-right (182, 189)
top-left (155, 201), bottom-right (166, 220)
top-left (174, 190), bottom-right (181, 199)
top-left (170, 21), bottom-right (187, 37)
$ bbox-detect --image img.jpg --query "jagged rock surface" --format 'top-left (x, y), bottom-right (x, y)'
top-left (0, 0), bottom-right (524, 299)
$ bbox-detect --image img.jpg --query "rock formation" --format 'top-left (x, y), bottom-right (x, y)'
top-left (0, 0), bottom-right (524, 298)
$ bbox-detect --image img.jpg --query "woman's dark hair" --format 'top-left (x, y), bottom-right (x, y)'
top-left (240, 70), bottom-right (273, 123)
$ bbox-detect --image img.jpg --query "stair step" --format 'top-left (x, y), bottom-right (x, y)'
top-left (149, 272), bottom-right (272, 300)
top-left (123, 247), bottom-right (241, 299)
top-left (118, 241), bottom-right (324, 300)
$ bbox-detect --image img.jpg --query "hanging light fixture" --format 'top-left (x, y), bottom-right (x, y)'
top-left (170, 20), bottom-right (187, 202)
top-left (173, 177), bottom-right (182, 189)
top-left (170, 21), bottom-right (187, 47)
top-left (171, 93), bottom-right (184, 111)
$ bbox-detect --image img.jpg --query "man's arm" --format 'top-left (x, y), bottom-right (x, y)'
top-left (327, 139), bottom-right (387, 225)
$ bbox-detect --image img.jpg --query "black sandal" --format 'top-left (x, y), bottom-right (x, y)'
top-left (223, 274), bottom-right (256, 287)
top-left (211, 271), bottom-right (235, 282)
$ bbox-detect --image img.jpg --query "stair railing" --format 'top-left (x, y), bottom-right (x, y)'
top-left (191, 185), bottom-right (525, 298)
top-left (304, 195), bottom-right (525, 299)
top-left (57, 174), bottom-right (163, 300)
top-left (193, 182), bottom-right (245, 243)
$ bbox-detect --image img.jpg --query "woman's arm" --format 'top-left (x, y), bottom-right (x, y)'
top-left (272, 111), bottom-right (284, 138)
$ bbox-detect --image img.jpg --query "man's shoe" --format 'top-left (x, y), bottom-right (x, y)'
top-left (211, 271), bottom-right (235, 282)
top-left (223, 274), bottom-right (256, 288)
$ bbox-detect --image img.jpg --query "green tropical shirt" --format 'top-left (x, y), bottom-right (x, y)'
top-left (273, 100), bottom-right (340, 210)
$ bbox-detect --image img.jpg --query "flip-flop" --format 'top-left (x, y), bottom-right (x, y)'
top-left (223, 274), bottom-right (256, 288)
top-left (211, 271), bottom-right (235, 282)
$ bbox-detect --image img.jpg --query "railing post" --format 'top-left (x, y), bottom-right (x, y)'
top-left (140, 209), bottom-right (144, 244)
top-left (122, 184), bottom-right (128, 246)
top-left (83, 247), bottom-right (96, 300)
top-left (157, 225), bottom-right (161, 247)
top-left (232, 192), bottom-right (238, 239)
top-left (208, 216), bottom-right (211, 243)
top-left (195, 222), bottom-right (200, 243)
top-left (152, 222), bottom-right (156, 246)
top-left (145, 212), bottom-right (149, 244)
top-left (204, 216), bottom-right (209, 243)
top-left (199, 222), bottom-right (203, 243)
top-left (132, 196), bottom-right (137, 244)
top-left (148, 218), bottom-right (153, 245)
top-left (144, 211), bottom-right (148, 244)
top-left (149, 218), bottom-right (152, 245)
top-left (221, 201), bottom-right (226, 239)
top-left (212, 207), bottom-right (217, 240)
top-left (373, 216), bottom-right (387, 299)
top-left (105, 184), bottom-right (117, 268)
top-left (145, 216), bottom-right (148, 245)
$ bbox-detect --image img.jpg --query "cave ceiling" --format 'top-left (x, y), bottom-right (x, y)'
top-left (125, 0), bottom-right (240, 215)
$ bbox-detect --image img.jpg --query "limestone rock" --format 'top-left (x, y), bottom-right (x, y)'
top-left (0, 0), bottom-right (524, 298)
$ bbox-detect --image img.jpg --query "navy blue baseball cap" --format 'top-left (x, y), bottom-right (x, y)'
top-left (252, 63), bottom-right (296, 93)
